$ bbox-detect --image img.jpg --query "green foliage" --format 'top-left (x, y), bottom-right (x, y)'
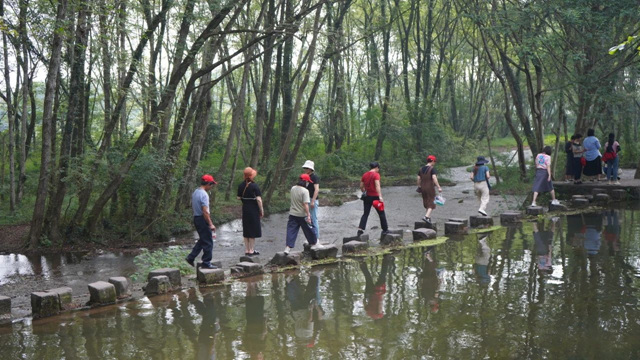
top-left (131, 247), bottom-right (193, 283)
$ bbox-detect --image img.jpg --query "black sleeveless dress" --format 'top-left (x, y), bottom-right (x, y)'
top-left (237, 181), bottom-right (262, 238)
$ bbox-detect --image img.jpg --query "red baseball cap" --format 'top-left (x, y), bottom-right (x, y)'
top-left (201, 174), bottom-right (217, 184)
top-left (300, 173), bottom-right (314, 183)
top-left (427, 155), bottom-right (437, 162)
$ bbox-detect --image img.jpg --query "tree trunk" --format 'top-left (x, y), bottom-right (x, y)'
top-left (374, 0), bottom-right (391, 161)
top-left (2, 0), bottom-right (15, 211)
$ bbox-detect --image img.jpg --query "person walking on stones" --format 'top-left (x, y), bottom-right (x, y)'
top-left (284, 174), bottom-right (324, 254)
top-left (417, 155), bottom-right (442, 224)
top-left (571, 134), bottom-right (585, 184)
top-left (582, 128), bottom-right (603, 181)
top-left (237, 167), bottom-right (263, 256)
top-left (357, 162), bottom-right (389, 237)
top-left (531, 146), bottom-right (560, 207)
top-left (302, 160), bottom-right (320, 241)
top-left (186, 174), bottom-right (218, 269)
top-left (470, 156), bottom-right (491, 216)
top-left (603, 132), bottom-right (621, 185)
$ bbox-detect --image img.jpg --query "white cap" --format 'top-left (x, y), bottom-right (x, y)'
top-left (302, 160), bottom-right (315, 171)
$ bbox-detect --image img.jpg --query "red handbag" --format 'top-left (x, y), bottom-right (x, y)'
top-left (602, 151), bottom-right (616, 162)
top-left (580, 157), bottom-right (586, 167)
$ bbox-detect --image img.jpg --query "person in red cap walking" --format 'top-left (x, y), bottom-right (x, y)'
top-left (284, 174), bottom-right (325, 254)
top-left (417, 155), bottom-right (442, 224)
top-left (186, 174), bottom-right (218, 269)
top-left (357, 162), bottom-right (389, 237)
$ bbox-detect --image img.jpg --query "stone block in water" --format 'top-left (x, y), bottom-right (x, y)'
top-left (46, 287), bottom-right (73, 309)
top-left (88, 281), bottom-right (117, 305)
top-left (147, 268), bottom-right (181, 289)
top-left (343, 234), bottom-right (369, 244)
top-left (0, 296), bottom-right (11, 316)
top-left (108, 277), bottom-right (130, 298)
top-left (469, 216), bottom-right (494, 228)
top-left (571, 198), bottom-right (589, 208)
top-left (412, 228), bottom-right (437, 241)
top-left (549, 203), bottom-right (569, 212)
top-left (415, 221), bottom-right (437, 231)
top-left (309, 245), bottom-right (339, 260)
top-left (31, 292), bottom-right (60, 319)
top-left (526, 206), bottom-right (544, 215)
top-left (387, 229), bottom-right (403, 236)
top-left (612, 189), bottom-right (627, 200)
top-left (233, 262), bottom-right (264, 276)
top-left (591, 188), bottom-right (605, 195)
top-left (500, 212), bottom-right (522, 224)
top-left (240, 255), bottom-right (260, 263)
top-left (144, 275), bottom-right (171, 296)
top-left (342, 241), bottom-right (369, 254)
top-left (448, 218), bottom-right (468, 226)
top-left (571, 194), bottom-right (586, 199)
top-left (270, 252), bottom-right (303, 266)
top-left (197, 268), bottom-right (225, 285)
top-left (584, 194), bottom-right (594, 202)
top-left (445, 221), bottom-right (467, 235)
top-left (594, 193), bottom-right (610, 203)
top-left (380, 233), bottom-right (402, 246)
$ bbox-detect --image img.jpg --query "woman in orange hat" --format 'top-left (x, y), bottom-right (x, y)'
top-left (237, 167), bottom-right (263, 256)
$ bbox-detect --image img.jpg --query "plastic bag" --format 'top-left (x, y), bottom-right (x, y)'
top-left (434, 195), bottom-right (446, 206)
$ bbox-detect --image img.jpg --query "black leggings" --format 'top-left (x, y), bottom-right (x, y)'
top-left (358, 195), bottom-right (388, 231)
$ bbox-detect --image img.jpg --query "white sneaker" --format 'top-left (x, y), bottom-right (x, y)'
top-left (310, 243), bottom-right (325, 250)
top-left (614, 181), bottom-right (621, 185)
top-left (551, 199), bottom-right (560, 205)
top-left (478, 209), bottom-right (488, 216)
top-left (303, 241), bottom-right (309, 246)
top-left (284, 246), bottom-right (292, 254)
top-left (531, 202), bottom-right (537, 207)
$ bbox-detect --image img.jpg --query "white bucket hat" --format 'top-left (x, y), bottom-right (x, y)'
top-left (302, 160), bottom-right (315, 171)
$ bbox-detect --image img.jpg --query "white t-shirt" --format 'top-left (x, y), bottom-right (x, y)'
top-left (289, 185), bottom-right (310, 217)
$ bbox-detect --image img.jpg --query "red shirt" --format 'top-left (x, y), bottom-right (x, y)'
top-left (362, 171), bottom-right (380, 196)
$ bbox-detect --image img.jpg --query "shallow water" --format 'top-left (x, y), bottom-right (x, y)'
top-left (2, 208), bottom-right (640, 359)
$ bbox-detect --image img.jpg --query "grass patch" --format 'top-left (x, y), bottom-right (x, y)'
top-left (131, 247), bottom-right (193, 283)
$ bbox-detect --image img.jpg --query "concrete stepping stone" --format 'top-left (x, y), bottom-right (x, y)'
top-left (594, 193), bottom-right (610, 203)
top-left (445, 221), bottom-right (467, 235)
top-left (469, 216), bottom-right (494, 228)
top-left (415, 221), bottom-right (437, 231)
top-left (380, 233), bottom-right (402, 246)
top-left (309, 245), bottom-right (339, 260)
top-left (584, 194), bottom-right (594, 202)
top-left (108, 277), bottom-right (130, 298)
top-left (448, 218), bottom-right (468, 226)
top-left (500, 212), bottom-right (522, 224)
top-left (571, 198), bottom-right (589, 208)
top-left (0, 295), bottom-right (11, 318)
top-left (342, 241), bottom-right (369, 254)
top-left (412, 228), bottom-right (437, 241)
top-left (231, 262), bottom-right (264, 277)
top-left (147, 268), bottom-right (181, 290)
top-left (45, 287), bottom-right (73, 310)
top-left (387, 229), bottom-right (403, 236)
top-left (240, 255), bottom-right (260, 263)
top-left (197, 268), bottom-right (225, 285)
top-left (526, 206), bottom-right (544, 215)
top-left (591, 188), bottom-right (605, 195)
top-left (612, 189), bottom-right (627, 200)
top-left (88, 281), bottom-right (117, 305)
top-left (571, 195), bottom-right (586, 200)
top-left (144, 275), bottom-right (171, 296)
top-left (343, 234), bottom-right (369, 244)
top-left (31, 292), bottom-right (60, 319)
top-left (269, 252), bottom-right (303, 266)
top-left (549, 203), bottom-right (569, 211)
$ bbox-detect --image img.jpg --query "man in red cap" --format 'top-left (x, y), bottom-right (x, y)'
top-left (186, 174), bottom-right (218, 268)
top-left (284, 174), bottom-right (324, 254)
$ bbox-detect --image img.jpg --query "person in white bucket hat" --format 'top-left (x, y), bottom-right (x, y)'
top-left (302, 160), bottom-right (320, 242)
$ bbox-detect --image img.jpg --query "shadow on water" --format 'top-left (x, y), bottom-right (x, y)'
top-left (2, 208), bottom-right (640, 359)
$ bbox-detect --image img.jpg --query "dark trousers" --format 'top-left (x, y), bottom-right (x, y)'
top-left (359, 195), bottom-right (388, 231)
top-left (286, 215), bottom-right (317, 248)
top-left (188, 216), bottom-right (213, 264)
top-left (572, 158), bottom-right (582, 180)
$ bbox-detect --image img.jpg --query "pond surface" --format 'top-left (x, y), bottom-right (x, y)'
top-left (2, 208), bottom-right (640, 359)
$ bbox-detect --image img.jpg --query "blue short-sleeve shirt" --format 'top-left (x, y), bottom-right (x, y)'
top-left (192, 188), bottom-right (209, 216)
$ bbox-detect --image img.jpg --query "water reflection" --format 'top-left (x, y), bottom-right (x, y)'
top-left (2, 209), bottom-right (640, 358)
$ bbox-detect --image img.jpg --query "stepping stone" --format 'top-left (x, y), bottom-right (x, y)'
top-left (526, 206), bottom-right (544, 215)
top-left (594, 193), bottom-right (610, 203)
top-left (415, 221), bottom-right (437, 231)
top-left (144, 275), bottom-right (171, 296)
top-left (343, 234), bottom-right (369, 244)
top-left (469, 216), bottom-right (494, 228)
top-left (584, 195), bottom-right (594, 202)
top-left (380, 233), bottom-right (402, 246)
top-left (549, 203), bottom-right (569, 212)
top-left (231, 262), bottom-right (264, 277)
top-left (571, 198), bottom-right (589, 208)
top-left (147, 268), bottom-right (181, 290)
top-left (448, 218), bottom-right (468, 226)
top-left (342, 241), bottom-right (369, 254)
top-left (572, 194), bottom-right (586, 199)
top-left (197, 268), bottom-right (225, 285)
top-left (387, 229), bottom-right (403, 236)
top-left (108, 277), bottom-right (130, 298)
top-left (309, 245), bottom-right (339, 260)
top-left (270, 252), bottom-right (303, 266)
top-left (500, 212), bottom-right (522, 224)
top-left (0, 295), bottom-right (11, 316)
top-left (31, 292), bottom-right (60, 319)
top-left (412, 228), bottom-right (437, 241)
top-left (591, 188), bottom-right (605, 195)
top-left (45, 287), bottom-right (73, 310)
top-left (240, 255), bottom-right (260, 263)
top-left (445, 221), bottom-right (467, 235)
top-left (88, 281), bottom-right (117, 305)
top-left (612, 189), bottom-right (627, 200)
